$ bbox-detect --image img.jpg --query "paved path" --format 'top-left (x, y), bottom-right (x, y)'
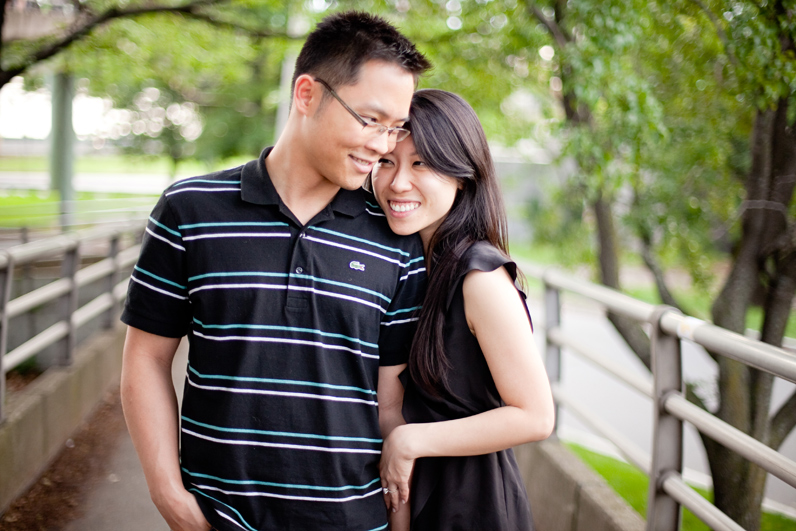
top-left (62, 338), bottom-right (189, 531)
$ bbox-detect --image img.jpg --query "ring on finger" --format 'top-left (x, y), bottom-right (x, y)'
top-left (383, 487), bottom-right (397, 494)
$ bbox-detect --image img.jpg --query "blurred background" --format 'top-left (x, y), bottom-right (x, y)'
top-left (2, 1), bottom-right (795, 530)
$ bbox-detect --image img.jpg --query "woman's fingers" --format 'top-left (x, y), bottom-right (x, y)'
top-left (388, 485), bottom-right (401, 511)
top-left (382, 484), bottom-right (401, 512)
top-left (398, 478), bottom-right (410, 506)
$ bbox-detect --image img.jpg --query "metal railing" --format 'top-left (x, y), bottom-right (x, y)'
top-left (526, 265), bottom-right (796, 531)
top-left (0, 221), bottom-right (145, 422)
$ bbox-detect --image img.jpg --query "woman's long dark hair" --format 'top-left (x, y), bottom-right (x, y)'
top-left (407, 89), bottom-right (511, 395)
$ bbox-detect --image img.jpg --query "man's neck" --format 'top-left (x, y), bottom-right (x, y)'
top-left (265, 142), bottom-right (341, 226)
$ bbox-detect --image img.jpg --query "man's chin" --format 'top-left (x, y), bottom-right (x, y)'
top-left (339, 177), bottom-right (368, 191)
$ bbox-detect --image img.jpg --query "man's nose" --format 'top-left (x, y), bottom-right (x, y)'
top-left (364, 130), bottom-right (392, 156)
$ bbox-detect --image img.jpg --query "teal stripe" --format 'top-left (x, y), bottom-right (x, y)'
top-left (188, 363), bottom-right (377, 395)
top-left (184, 467), bottom-right (381, 492)
top-left (148, 216), bottom-right (181, 237)
top-left (187, 271), bottom-right (391, 303)
top-left (178, 221), bottom-right (289, 230)
top-left (182, 414), bottom-right (382, 443)
top-left (192, 318), bottom-right (378, 349)
top-left (173, 179), bottom-right (241, 187)
top-left (367, 525), bottom-right (389, 531)
top-left (365, 201), bottom-right (381, 210)
top-left (406, 256), bottom-right (425, 266)
top-left (385, 305), bottom-right (421, 316)
top-left (134, 266), bottom-right (186, 289)
top-left (189, 489), bottom-right (257, 531)
top-left (308, 226), bottom-right (410, 257)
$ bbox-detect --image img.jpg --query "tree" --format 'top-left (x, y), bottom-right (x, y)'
top-left (522, 0), bottom-right (795, 528)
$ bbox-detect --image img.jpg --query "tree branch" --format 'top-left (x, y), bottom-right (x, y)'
top-left (639, 233), bottom-right (685, 312)
top-left (177, 10), bottom-right (295, 39)
top-left (686, 0), bottom-right (740, 66)
top-left (0, 0), bottom-right (293, 89)
top-left (522, 0), bottom-right (571, 48)
top-left (770, 387), bottom-right (796, 450)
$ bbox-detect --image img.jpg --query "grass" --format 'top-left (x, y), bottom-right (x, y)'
top-left (0, 189), bottom-right (157, 228)
top-left (0, 154), bottom-right (249, 176)
top-left (567, 443), bottom-right (796, 531)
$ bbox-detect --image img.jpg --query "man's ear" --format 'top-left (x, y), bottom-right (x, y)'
top-left (293, 75), bottom-right (317, 116)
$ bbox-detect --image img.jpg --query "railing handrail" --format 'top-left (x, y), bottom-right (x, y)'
top-left (0, 221), bottom-right (143, 269)
top-left (0, 221), bottom-right (145, 422)
top-left (527, 263), bottom-right (796, 531)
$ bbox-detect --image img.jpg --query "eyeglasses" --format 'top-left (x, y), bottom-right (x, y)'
top-left (314, 78), bottom-right (411, 143)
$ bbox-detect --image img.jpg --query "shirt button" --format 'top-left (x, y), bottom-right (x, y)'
top-left (295, 267), bottom-right (303, 274)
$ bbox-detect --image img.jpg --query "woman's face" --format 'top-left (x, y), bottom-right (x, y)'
top-left (372, 137), bottom-right (460, 251)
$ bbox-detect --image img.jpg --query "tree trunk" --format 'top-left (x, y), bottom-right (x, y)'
top-left (705, 96), bottom-right (796, 530)
top-left (592, 194), bottom-right (653, 369)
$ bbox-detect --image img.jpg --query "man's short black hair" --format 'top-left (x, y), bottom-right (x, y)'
top-left (292, 11), bottom-right (430, 97)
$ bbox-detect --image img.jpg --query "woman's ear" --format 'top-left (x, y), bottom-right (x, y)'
top-left (293, 75), bottom-right (317, 117)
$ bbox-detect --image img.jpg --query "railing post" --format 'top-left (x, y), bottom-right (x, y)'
top-left (58, 241), bottom-right (80, 366)
top-left (104, 234), bottom-right (120, 329)
top-left (647, 305), bottom-right (684, 531)
top-left (544, 279), bottom-right (562, 435)
top-left (0, 252), bottom-right (15, 424)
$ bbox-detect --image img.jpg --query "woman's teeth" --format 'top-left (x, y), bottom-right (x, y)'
top-left (390, 202), bottom-right (419, 212)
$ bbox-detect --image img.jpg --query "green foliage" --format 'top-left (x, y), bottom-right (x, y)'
top-left (567, 443), bottom-right (796, 531)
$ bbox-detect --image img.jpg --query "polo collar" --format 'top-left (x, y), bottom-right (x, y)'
top-left (241, 147), bottom-right (366, 218)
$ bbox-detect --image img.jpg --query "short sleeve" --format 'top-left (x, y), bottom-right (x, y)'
top-left (448, 241), bottom-right (532, 330)
top-left (378, 238), bottom-right (428, 366)
top-left (121, 193), bottom-right (192, 338)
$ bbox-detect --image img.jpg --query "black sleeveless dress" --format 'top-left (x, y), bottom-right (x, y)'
top-left (400, 241), bottom-right (535, 531)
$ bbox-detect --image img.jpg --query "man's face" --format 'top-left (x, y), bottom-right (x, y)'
top-left (307, 60), bottom-right (416, 191)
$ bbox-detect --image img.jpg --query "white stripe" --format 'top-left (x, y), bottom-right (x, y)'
top-left (189, 283), bottom-right (285, 295)
top-left (195, 483), bottom-right (383, 503)
top-left (304, 236), bottom-right (405, 266)
top-left (365, 209), bottom-right (385, 217)
top-left (215, 510), bottom-right (248, 530)
top-left (182, 428), bottom-right (381, 454)
top-left (165, 187), bottom-right (241, 196)
top-left (381, 317), bottom-right (419, 327)
top-left (188, 283), bottom-right (387, 313)
top-left (183, 232), bottom-right (291, 241)
top-left (192, 330), bottom-right (378, 359)
top-left (145, 228), bottom-right (186, 251)
top-left (131, 276), bottom-right (188, 300)
top-left (400, 267), bottom-right (426, 281)
top-left (187, 373), bottom-right (379, 404)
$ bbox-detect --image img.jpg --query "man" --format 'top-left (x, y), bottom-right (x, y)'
top-left (120, 12), bottom-right (430, 531)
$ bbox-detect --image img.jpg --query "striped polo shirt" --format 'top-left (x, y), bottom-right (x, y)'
top-left (121, 147), bottom-right (427, 531)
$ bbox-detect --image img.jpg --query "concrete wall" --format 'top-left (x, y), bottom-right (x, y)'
top-left (0, 322), bottom-right (126, 514)
top-left (515, 439), bottom-right (646, 531)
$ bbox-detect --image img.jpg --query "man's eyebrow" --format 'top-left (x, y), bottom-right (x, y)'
top-left (358, 102), bottom-right (409, 123)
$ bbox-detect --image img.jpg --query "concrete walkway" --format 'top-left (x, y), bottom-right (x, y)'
top-left (62, 338), bottom-right (189, 531)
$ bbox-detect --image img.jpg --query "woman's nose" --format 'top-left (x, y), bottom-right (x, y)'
top-left (390, 167), bottom-right (413, 192)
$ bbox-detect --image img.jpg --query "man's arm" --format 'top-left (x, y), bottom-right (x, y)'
top-left (120, 326), bottom-right (210, 531)
top-left (378, 364), bottom-right (411, 530)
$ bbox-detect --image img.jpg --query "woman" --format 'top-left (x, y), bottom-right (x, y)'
top-left (372, 89), bottom-right (555, 530)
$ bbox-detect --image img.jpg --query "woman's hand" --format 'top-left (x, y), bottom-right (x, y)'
top-left (380, 424), bottom-right (416, 512)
